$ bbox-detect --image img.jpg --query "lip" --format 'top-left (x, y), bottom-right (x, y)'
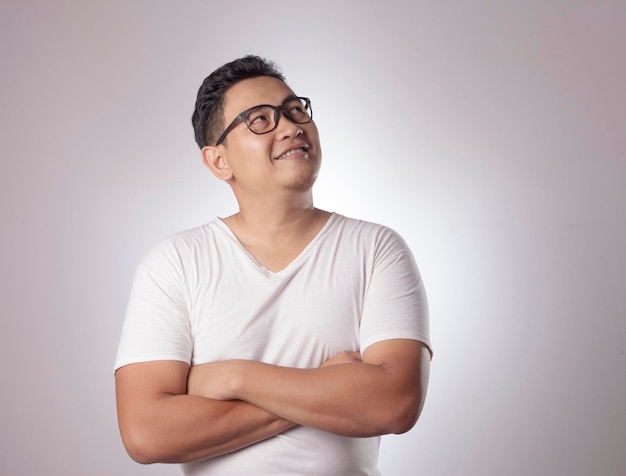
top-left (274, 142), bottom-right (310, 160)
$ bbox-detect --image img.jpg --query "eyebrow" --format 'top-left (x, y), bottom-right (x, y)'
top-left (241, 94), bottom-right (299, 111)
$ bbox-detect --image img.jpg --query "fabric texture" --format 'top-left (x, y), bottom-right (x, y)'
top-left (115, 213), bottom-right (430, 475)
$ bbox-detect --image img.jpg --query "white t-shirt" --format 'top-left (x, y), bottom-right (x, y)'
top-left (115, 213), bottom-right (430, 475)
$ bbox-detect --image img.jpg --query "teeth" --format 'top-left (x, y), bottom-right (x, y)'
top-left (278, 148), bottom-right (306, 160)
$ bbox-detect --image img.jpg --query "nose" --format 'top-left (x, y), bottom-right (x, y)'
top-left (275, 109), bottom-right (304, 139)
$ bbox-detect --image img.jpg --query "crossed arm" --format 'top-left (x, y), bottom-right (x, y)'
top-left (115, 360), bottom-right (295, 464)
top-left (115, 338), bottom-right (430, 464)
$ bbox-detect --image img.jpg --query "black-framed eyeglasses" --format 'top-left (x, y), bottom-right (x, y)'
top-left (215, 96), bottom-right (313, 146)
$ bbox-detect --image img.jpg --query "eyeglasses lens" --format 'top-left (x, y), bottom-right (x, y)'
top-left (245, 98), bottom-right (311, 134)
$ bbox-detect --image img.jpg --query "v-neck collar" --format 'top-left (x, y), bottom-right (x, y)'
top-left (213, 212), bottom-right (338, 277)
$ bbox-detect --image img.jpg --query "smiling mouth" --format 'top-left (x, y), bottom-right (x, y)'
top-left (276, 146), bottom-right (309, 160)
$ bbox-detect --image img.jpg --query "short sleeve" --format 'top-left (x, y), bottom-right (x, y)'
top-left (359, 228), bottom-right (431, 355)
top-left (114, 240), bottom-right (193, 371)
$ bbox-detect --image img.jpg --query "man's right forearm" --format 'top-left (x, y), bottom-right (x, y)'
top-left (115, 361), bottom-right (295, 464)
top-left (121, 395), bottom-right (294, 464)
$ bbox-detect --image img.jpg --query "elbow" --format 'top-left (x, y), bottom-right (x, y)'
top-left (122, 433), bottom-right (157, 465)
top-left (388, 408), bottom-right (419, 435)
top-left (383, 409), bottom-right (418, 435)
top-left (127, 450), bottom-right (157, 466)
top-left (120, 426), bottom-right (170, 465)
top-left (381, 394), bottom-right (425, 435)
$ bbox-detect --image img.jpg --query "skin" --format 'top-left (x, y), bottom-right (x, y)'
top-left (115, 76), bottom-right (430, 464)
top-left (115, 361), bottom-right (295, 463)
top-left (201, 76), bottom-right (328, 271)
top-left (187, 340), bottom-right (431, 437)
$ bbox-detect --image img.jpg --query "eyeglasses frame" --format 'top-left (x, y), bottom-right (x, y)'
top-left (214, 96), bottom-right (312, 146)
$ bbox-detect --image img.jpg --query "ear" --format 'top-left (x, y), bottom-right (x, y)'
top-left (201, 145), bottom-right (233, 181)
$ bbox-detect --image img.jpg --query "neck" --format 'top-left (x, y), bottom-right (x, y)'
top-left (221, 189), bottom-right (331, 272)
top-left (224, 190), bottom-right (328, 245)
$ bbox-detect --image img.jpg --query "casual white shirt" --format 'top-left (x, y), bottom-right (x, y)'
top-left (116, 213), bottom-right (430, 475)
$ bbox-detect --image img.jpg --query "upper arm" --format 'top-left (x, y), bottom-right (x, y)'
top-left (116, 359), bottom-right (189, 397)
top-left (115, 361), bottom-right (190, 451)
top-left (362, 338), bottom-right (431, 432)
top-left (362, 338), bottom-right (430, 389)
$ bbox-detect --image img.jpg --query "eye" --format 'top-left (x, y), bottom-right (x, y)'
top-left (248, 112), bottom-right (270, 124)
top-left (286, 99), bottom-right (309, 118)
top-left (245, 106), bottom-right (276, 133)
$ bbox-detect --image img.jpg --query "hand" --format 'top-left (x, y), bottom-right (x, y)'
top-left (320, 350), bottom-right (363, 368)
top-left (187, 360), bottom-right (239, 400)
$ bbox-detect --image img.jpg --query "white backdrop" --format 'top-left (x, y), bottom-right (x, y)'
top-left (1, 1), bottom-right (625, 475)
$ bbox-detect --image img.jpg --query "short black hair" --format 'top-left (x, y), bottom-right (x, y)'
top-left (191, 55), bottom-right (285, 148)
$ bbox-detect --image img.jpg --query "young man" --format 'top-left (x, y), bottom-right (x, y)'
top-left (115, 55), bottom-right (431, 475)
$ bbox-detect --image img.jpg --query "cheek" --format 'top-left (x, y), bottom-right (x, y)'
top-left (309, 121), bottom-right (320, 137)
top-left (232, 134), bottom-right (272, 160)
top-left (306, 123), bottom-right (321, 147)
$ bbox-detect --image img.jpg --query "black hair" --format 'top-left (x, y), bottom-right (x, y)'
top-left (191, 55), bottom-right (285, 148)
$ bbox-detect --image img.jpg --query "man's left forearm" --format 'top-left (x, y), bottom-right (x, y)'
top-left (188, 339), bottom-right (430, 437)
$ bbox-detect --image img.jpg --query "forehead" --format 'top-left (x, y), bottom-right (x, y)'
top-left (223, 76), bottom-right (296, 120)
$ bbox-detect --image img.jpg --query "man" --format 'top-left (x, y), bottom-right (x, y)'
top-left (115, 55), bottom-right (431, 475)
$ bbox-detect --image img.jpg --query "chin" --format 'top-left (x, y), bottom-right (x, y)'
top-left (285, 174), bottom-right (318, 193)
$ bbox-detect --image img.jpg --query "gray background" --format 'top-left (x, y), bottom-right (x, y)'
top-left (1, 1), bottom-right (625, 475)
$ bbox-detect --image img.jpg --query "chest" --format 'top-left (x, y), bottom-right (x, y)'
top-left (186, 249), bottom-right (369, 367)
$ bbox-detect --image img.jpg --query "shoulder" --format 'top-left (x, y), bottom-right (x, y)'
top-left (137, 221), bottom-right (222, 272)
top-left (330, 213), bottom-right (410, 250)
